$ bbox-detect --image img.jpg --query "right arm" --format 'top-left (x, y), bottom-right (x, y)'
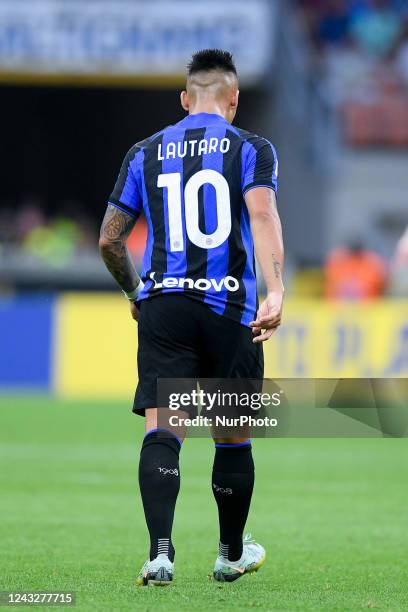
top-left (99, 204), bottom-right (142, 321)
top-left (99, 204), bottom-right (140, 292)
top-left (101, 145), bottom-right (143, 320)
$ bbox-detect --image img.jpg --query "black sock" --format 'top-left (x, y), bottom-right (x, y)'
top-left (212, 443), bottom-right (254, 562)
top-left (138, 430), bottom-right (181, 562)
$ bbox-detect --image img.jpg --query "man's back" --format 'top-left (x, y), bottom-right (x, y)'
top-left (100, 49), bottom-right (284, 586)
top-left (109, 112), bottom-right (278, 326)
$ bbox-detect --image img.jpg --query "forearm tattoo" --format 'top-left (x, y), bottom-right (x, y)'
top-left (99, 205), bottom-right (140, 292)
top-left (272, 253), bottom-right (281, 279)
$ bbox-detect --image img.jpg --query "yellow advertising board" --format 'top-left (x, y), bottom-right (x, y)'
top-left (56, 295), bottom-right (407, 399)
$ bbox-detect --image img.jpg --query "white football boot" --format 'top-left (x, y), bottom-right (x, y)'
top-left (136, 554), bottom-right (174, 587)
top-left (213, 534), bottom-right (266, 582)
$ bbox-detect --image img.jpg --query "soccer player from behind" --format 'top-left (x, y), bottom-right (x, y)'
top-left (99, 49), bottom-right (284, 586)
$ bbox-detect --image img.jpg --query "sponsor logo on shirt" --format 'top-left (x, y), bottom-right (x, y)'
top-left (149, 272), bottom-right (239, 292)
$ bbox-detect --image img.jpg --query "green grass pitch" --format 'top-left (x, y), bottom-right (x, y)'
top-left (1, 396), bottom-right (408, 611)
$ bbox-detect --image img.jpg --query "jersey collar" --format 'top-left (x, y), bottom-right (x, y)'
top-left (176, 112), bottom-right (230, 128)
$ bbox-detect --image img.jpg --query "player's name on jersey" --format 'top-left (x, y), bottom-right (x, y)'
top-left (158, 137), bottom-right (230, 160)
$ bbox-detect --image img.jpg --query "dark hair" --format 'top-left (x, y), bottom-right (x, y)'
top-left (187, 49), bottom-right (237, 77)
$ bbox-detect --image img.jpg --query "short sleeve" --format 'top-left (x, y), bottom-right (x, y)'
top-left (242, 138), bottom-right (278, 196)
top-left (108, 146), bottom-right (142, 217)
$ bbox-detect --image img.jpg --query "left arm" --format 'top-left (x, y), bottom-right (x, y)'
top-left (242, 139), bottom-right (283, 343)
top-left (99, 204), bottom-right (141, 319)
top-left (245, 187), bottom-right (284, 343)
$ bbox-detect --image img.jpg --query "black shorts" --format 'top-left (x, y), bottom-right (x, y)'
top-left (133, 294), bottom-right (264, 416)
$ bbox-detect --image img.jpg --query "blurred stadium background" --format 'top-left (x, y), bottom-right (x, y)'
top-left (1, 3), bottom-right (408, 609)
top-left (0, 0), bottom-right (407, 395)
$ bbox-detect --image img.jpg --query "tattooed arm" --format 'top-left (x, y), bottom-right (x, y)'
top-left (245, 187), bottom-right (284, 343)
top-left (99, 204), bottom-right (141, 294)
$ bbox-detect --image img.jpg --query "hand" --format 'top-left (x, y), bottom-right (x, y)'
top-left (249, 290), bottom-right (283, 343)
top-left (130, 301), bottom-right (140, 322)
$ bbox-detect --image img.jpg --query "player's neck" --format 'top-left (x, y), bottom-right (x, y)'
top-left (188, 105), bottom-right (229, 122)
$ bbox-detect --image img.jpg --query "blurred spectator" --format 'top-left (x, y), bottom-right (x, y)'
top-left (350, 0), bottom-right (402, 58)
top-left (325, 237), bottom-right (387, 300)
top-left (23, 218), bottom-right (81, 268)
top-left (0, 195), bottom-right (149, 270)
top-left (15, 198), bottom-right (46, 242)
top-left (298, 0), bottom-right (408, 144)
top-left (0, 195), bottom-right (101, 266)
top-left (317, 0), bottom-right (351, 47)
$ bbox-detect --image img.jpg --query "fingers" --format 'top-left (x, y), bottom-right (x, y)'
top-left (250, 314), bottom-right (281, 332)
top-left (250, 316), bottom-right (281, 343)
top-left (249, 296), bottom-right (283, 343)
top-left (253, 327), bottom-right (276, 343)
top-left (259, 313), bottom-right (280, 325)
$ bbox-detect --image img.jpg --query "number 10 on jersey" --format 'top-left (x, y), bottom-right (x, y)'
top-left (157, 169), bottom-right (232, 252)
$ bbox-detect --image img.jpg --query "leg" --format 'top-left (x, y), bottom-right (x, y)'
top-left (138, 408), bottom-right (186, 562)
top-left (134, 296), bottom-right (200, 568)
top-left (199, 307), bottom-right (263, 571)
top-left (211, 436), bottom-right (254, 562)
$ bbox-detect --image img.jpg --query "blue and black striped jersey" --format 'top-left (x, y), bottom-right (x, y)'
top-left (109, 112), bottom-right (278, 327)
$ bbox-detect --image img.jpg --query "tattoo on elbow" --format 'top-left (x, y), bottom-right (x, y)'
top-left (100, 204), bottom-right (135, 242)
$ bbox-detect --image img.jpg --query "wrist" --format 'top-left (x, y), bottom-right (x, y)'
top-left (122, 280), bottom-right (144, 302)
top-left (266, 284), bottom-right (284, 296)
